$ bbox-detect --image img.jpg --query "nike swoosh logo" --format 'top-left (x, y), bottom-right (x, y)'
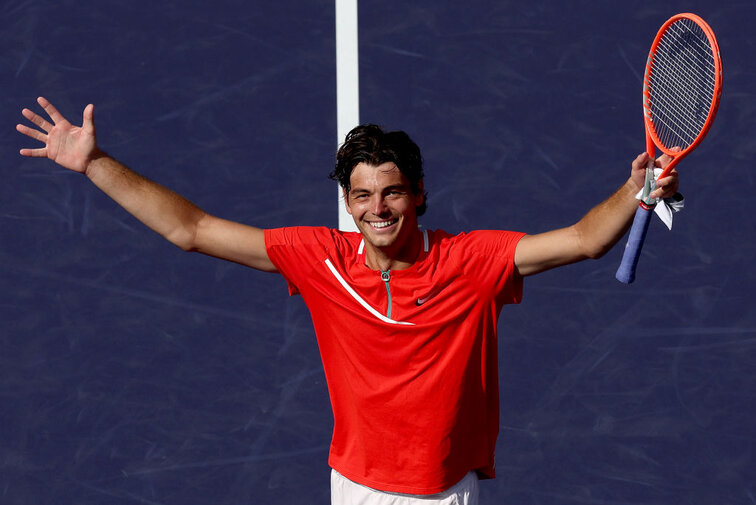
top-left (416, 296), bottom-right (431, 306)
top-left (415, 286), bottom-right (444, 306)
top-left (415, 277), bottom-right (456, 306)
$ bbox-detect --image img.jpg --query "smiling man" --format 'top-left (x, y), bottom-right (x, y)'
top-left (345, 161), bottom-right (422, 268)
top-left (17, 100), bottom-right (678, 505)
top-left (335, 127), bottom-right (427, 272)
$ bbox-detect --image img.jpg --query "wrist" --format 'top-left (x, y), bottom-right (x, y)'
top-left (83, 149), bottom-right (107, 179)
top-left (623, 177), bottom-right (643, 197)
top-left (628, 172), bottom-right (645, 192)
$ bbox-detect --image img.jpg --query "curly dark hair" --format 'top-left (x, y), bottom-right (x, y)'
top-left (330, 124), bottom-right (428, 216)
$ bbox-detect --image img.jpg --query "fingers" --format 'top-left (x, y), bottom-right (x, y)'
top-left (19, 147), bottom-right (48, 158)
top-left (654, 154), bottom-right (672, 168)
top-left (37, 96), bottom-right (67, 125)
top-left (629, 152), bottom-right (650, 190)
top-left (21, 107), bottom-right (53, 132)
top-left (632, 151), bottom-right (650, 171)
top-left (650, 169), bottom-right (679, 199)
top-left (657, 170), bottom-right (679, 189)
top-left (16, 122), bottom-right (47, 143)
top-left (630, 149), bottom-right (680, 198)
top-left (654, 147), bottom-right (681, 169)
top-left (17, 102), bottom-right (53, 155)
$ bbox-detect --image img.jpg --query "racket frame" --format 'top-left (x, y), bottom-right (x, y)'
top-left (644, 12), bottom-right (723, 181)
top-left (616, 12), bottom-right (722, 284)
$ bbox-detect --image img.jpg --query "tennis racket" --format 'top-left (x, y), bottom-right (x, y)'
top-left (616, 13), bottom-right (722, 284)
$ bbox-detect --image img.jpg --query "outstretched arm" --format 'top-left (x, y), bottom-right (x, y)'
top-left (17, 97), bottom-right (277, 272)
top-left (514, 152), bottom-right (679, 277)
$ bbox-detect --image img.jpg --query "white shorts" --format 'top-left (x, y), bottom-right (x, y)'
top-left (330, 469), bottom-right (479, 505)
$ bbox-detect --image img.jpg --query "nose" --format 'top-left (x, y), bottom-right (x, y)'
top-left (370, 195), bottom-right (389, 216)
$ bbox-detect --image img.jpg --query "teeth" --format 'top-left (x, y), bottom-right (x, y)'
top-left (371, 219), bottom-right (397, 228)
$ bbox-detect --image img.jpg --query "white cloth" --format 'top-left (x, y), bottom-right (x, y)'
top-left (330, 470), bottom-right (479, 505)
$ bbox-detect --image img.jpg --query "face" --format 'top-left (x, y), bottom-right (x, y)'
top-left (345, 162), bottom-right (424, 256)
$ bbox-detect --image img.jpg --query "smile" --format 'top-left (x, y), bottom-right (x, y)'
top-left (369, 219), bottom-right (398, 229)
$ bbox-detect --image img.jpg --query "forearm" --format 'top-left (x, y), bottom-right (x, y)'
top-left (85, 151), bottom-right (205, 250)
top-left (16, 98), bottom-right (274, 265)
top-left (514, 152), bottom-right (679, 276)
top-left (573, 177), bottom-right (641, 259)
top-left (515, 178), bottom-right (641, 276)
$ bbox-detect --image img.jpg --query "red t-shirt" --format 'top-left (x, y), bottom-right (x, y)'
top-left (264, 226), bottom-right (525, 495)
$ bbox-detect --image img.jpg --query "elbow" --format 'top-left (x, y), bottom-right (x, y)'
top-left (581, 238), bottom-right (616, 260)
top-left (575, 228), bottom-right (613, 261)
top-left (166, 228), bottom-right (199, 252)
top-left (583, 239), bottom-right (613, 260)
top-left (177, 239), bottom-right (198, 253)
top-left (165, 215), bottom-right (205, 252)
top-left (585, 247), bottom-right (609, 261)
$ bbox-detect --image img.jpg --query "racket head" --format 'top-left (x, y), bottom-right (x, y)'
top-left (643, 13), bottom-right (723, 174)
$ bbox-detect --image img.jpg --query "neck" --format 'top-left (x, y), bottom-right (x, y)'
top-left (363, 230), bottom-right (422, 272)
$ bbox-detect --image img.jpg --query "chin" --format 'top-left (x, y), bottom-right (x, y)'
top-left (361, 227), bottom-right (398, 248)
top-left (364, 233), bottom-right (397, 249)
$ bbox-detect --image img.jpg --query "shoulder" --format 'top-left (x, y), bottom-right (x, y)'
top-left (265, 226), bottom-right (363, 254)
top-left (431, 229), bottom-right (526, 258)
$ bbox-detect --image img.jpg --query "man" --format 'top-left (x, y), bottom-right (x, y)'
top-left (17, 97), bottom-right (678, 504)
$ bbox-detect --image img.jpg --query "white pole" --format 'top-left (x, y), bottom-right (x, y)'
top-left (335, 0), bottom-right (359, 232)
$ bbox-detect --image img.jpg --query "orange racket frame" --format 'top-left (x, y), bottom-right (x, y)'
top-left (645, 12), bottom-right (723, 181)
top-left (616, 13), bottom-right (722, 284)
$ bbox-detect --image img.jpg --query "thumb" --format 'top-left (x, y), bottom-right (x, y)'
top-left (82, 103), bottom-right (96, 134)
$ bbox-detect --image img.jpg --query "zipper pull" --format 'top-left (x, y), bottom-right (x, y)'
top-left (380, 270), bottom-right (392, 318)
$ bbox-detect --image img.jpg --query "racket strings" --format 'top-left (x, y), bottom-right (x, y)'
top-left (650, 21), bottom-right (715, 123)
top-left (651, 40), bottom-right (714, 138)
top-left (649, 37), bottom-right (714, 145)
top-left (645, 18), bottom-right (717, 150)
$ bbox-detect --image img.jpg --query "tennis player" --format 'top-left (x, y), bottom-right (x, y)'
top-left (17, 98), bottom-right (679, 505)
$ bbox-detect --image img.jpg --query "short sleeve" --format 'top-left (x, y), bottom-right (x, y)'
top-left (264, 227), bottom-right (326, 296)
top-left (456, 230), bottom-right (527, 305)
top-left (264, 226), bottom-right (358, 296)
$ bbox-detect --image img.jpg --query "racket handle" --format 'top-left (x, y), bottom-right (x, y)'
top-left (616, 202), bottom-right (655, 284)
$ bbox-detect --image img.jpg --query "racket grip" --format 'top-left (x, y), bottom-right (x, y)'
top-left (616, 203), bottom-right (655, 284)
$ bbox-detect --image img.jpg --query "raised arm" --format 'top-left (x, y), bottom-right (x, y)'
top-left (17, 97), bottom-right (277, 272)
top-left (514, 152), bottom-right (679, 277)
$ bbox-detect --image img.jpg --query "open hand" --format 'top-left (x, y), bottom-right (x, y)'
top-left (17, 97), bottom-right (98, 174)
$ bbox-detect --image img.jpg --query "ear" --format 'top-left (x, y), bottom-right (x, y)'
top-left (343, 187), bottom-right (353, 215)
top-left (414, 179), bottom-right (425, 207)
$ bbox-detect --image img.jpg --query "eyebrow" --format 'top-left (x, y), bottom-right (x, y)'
top-left (349, 184), bottom-right (408, 195)
top-left (383, 184), bottom-right (408, 193)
